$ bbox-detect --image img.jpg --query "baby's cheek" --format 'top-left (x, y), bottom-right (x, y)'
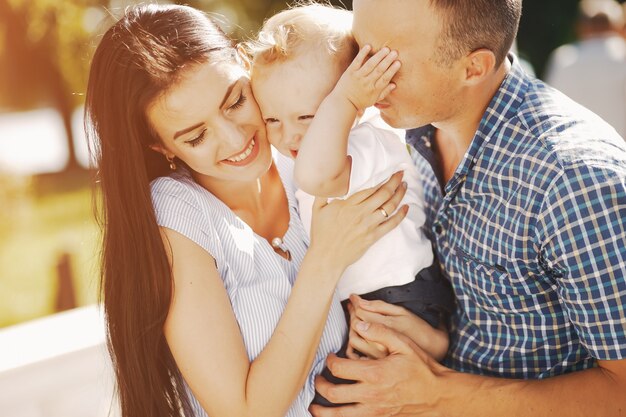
top-left (266, 129), bottom-right (282, 147)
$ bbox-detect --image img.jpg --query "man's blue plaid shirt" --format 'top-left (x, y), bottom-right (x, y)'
top-left (407, 55), bottom-right (626, 378)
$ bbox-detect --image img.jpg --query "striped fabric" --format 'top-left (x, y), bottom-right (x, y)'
top-left (151, 154), bottom-right (346, 416)
top-left (407, 54), bottom-right (626, 379)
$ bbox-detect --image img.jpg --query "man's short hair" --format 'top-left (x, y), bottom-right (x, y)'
top-left (430, 0), bottom-right (522, 67)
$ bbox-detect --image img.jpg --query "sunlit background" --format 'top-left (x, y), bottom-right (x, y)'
top-left (1, 0), bottom-right (609, 328)
top-left (0, 0), bottom-right (625, 414)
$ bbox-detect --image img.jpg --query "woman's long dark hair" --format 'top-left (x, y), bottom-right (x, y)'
top-left (84, 4), bottom-right (235, 416)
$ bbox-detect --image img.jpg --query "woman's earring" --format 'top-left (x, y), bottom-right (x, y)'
top-left (166, 155), bottom-right (176, 170)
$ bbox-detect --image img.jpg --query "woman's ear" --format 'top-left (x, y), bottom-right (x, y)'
top-left (463, 49), bottom-right (497, 85)
top-left (149, 143), bottom-right (164, 154)
top-left (236, 43), bottom-right (252, 72)
top-left (149, 144), bottom-right (174, 160)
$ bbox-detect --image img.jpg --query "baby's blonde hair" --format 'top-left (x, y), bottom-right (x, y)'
top-left (246, 2), bottom-right (358, 72)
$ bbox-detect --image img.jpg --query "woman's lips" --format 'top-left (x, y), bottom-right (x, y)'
top-left (221, 135), bottom-right (260, 166)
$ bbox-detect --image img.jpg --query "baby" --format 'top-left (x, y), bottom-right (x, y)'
top-left (248, 3), bottom-right (454, 407)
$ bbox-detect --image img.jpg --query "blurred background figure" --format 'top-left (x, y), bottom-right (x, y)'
top-left (545, 0), bottom-right (626, 138)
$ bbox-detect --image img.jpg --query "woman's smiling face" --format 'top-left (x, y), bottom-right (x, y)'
top-left (147, 59), bottom-right (272, 183)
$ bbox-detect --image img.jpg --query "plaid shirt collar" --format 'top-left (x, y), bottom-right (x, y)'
top-left (457, 54), bottom-right (526, 181)
top-left (407, 53), bottom-right (527, 194)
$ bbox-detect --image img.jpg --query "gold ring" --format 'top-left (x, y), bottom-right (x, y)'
top-left (378, 207), bottom-right (389, 218)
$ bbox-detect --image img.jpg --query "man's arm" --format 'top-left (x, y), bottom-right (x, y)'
top-left (311, 322), bottom-right (626, 417)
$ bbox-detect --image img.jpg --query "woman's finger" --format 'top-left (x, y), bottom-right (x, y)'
top-left (362, 171), bottom-right (406, 214)
top-left (350, 294), bottom-right (411, 317)
top-left (352, 320), bottom-right (418, 357)
top-left (342, 170), bottom-right (402, 206)
top-left (346, 327), bottom-right (368, 359)
top-left (345, 342), bottom-right (360, 360)
top-left (374, 180), bottom-right (408, 223)
top-left (348, 330), bottom-right (389, 359)
top-left (352, 305), bottom-right (398, 330)
top-left (349, 298), bottom-right (386, 327)
top-left (372, 203), bottom-right (409, 238)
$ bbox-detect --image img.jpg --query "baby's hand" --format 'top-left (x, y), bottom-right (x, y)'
top-left (334, 45), bottom-right (401, 111)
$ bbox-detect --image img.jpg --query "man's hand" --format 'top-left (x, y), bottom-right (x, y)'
top-left (346, 294), bottom-right (450, 361)
top-left (310, 321), bottom-right (451, 417)
top-left (311, 320), bottom-right (626, 417)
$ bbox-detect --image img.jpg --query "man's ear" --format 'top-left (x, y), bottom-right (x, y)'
top-left (463, 49), bottom-right (497, 85)
top-left (236, 43), bottom-right (252, 72)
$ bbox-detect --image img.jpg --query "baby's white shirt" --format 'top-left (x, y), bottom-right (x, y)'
top-left (295, 110), bottom-right (433, 300)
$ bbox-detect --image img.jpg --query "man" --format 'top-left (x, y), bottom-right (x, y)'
top-left (310, 1), bottom-right (626, 416)
top-left (545, 0), bottom-right (626, 138)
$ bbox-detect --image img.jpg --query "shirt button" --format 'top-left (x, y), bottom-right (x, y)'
top-left (434, 224), bottom-right (443, 235)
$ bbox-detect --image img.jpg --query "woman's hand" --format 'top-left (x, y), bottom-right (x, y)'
top-left (346, 294), bottom-right (449, 362)
top-left (308, 171), bottom-right (408, 276)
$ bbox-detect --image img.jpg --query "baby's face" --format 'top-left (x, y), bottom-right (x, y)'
top-left (251, 54), bottom-right (340, 159)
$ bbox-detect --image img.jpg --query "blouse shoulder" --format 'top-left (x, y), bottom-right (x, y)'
top-left (150, 172), bottom-right (223, 266)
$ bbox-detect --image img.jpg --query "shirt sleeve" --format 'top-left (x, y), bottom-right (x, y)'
top-left (537, 162), bottom-right (626, 360)
top-left (150, 176), bottom-right (223, 269)
top-left (346, 122), bottom-right (413, 196)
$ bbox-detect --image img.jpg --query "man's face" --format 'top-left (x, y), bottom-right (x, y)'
top-left (353, 0), bottom-right (464, 129)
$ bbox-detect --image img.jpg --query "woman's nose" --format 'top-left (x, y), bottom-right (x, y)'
top-left (219, 120), bottom-right (247, 149)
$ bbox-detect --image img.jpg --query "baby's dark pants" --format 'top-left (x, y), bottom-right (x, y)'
top-left (312, 262), bottom-right (455, 407)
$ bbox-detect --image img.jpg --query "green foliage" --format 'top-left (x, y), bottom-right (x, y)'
top-left (0, 179), bottom-right (100, 327)
top-left (0, 0), bottom-right (101, 110)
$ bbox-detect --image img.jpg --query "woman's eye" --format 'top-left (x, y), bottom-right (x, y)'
top-left (299, 115), bottom-right (315, 121)
top-left (185, 129), bottom-right (207, 147)
top-left (265, 118), bottom-right (279, 124)
top-left (229, 93), bottom-right (247, 110)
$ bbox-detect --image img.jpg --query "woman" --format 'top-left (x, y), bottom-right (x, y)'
top-left (84, 4), bottom-right (407, 417)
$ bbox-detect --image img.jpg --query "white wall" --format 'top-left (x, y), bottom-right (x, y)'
top-left (0, 305), bottom-right (119, 417)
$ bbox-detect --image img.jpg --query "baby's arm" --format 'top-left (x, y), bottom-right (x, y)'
top-left (294, 46), bottom-right (400, 197)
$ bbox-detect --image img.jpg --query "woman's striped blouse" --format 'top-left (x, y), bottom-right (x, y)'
top-left (150, 155), bottom-right (347, 417)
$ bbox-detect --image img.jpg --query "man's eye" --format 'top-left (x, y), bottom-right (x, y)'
top-left (299, 115), bottom-right (315, 121)
top-left (265, 118), bottom-right (279, 124)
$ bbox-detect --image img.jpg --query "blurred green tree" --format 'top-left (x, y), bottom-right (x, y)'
top-left (0, 0), bottom-right (622, 175)
top-left (0, 0), bottom-right (106, 172)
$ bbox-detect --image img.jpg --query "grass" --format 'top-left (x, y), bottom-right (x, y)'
top-left (0, 172), bottom-right (101, 328)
